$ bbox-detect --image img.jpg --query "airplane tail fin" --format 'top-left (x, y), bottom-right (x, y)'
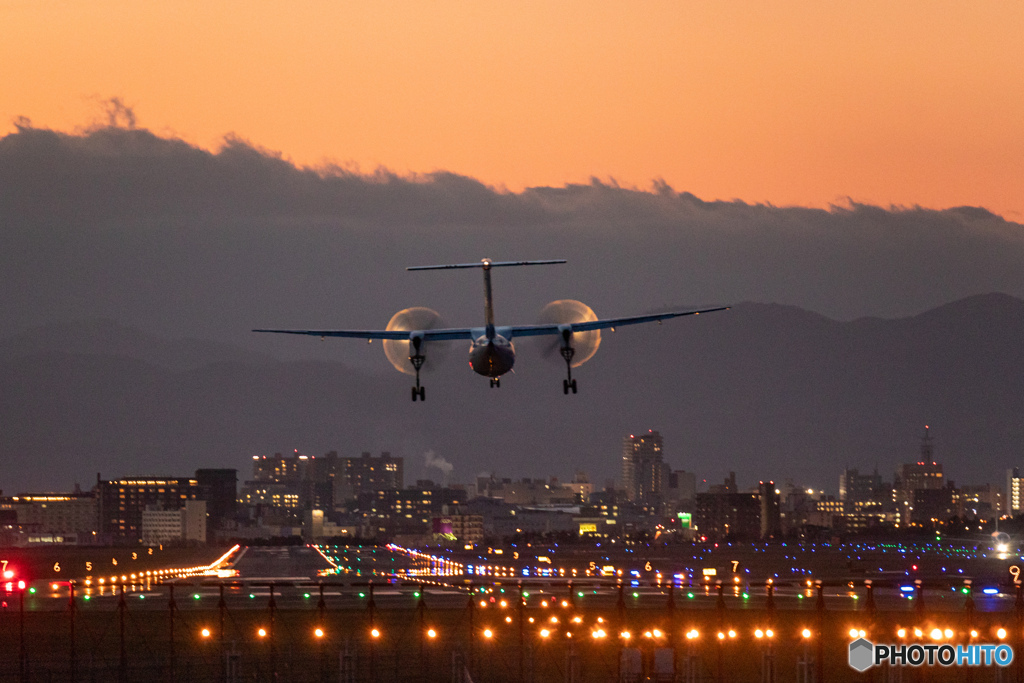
top-left (407, 259), bottom-right (565, 334)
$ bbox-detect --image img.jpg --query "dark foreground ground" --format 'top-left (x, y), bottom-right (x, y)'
top-left (0, 584), bottom-right (1020, 682)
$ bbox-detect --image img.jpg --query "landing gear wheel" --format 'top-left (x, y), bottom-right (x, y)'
top-left (418, 386), bottom-right (425, 401)
top-left (412, 387), bottom-right (418, 402)
top-left (561, 342), bottom-right (577, 395)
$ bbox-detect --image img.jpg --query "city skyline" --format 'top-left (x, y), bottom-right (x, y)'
top-left (1, 426), bottom-right (1008, 502)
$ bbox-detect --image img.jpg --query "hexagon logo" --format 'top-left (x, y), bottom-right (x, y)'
top-left (848, 637), bottom-right (874, 672)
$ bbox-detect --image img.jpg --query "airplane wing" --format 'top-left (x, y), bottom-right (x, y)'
top-left (252, 327), bottom-right (476, 341)
top-left (253, 306), bottom-right (728, 341)
top-left (506, 306), bottom-right (730, 338)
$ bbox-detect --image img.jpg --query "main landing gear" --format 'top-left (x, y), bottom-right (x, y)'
top-left (490, 378), bottom-right (501, 388)
top-left (409, 337), bottom-right (426, 402)
top-left (561, 343), bottom-right (578, 395)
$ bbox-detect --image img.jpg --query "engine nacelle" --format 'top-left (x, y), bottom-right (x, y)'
top-left (382, 307), bottom-right (445, 375)
top-left (536, 300), bottom-right (601, 367)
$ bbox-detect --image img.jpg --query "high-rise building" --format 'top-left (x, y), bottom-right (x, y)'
top-left (250, 451), bottom-right (339, 510)
top-left (621, 430), bottom-right (668, 503)
top-left (243, 451), bottom-right (403, 514)
top-left (839, 468), bottom-right (885, 503)
top-left (141, 500), bottom-right (207, 545)
top-left (1, 492), bottom-right (98, 538)
top-left (894, 427), bottom-right (944, 525)
top-left (759, 481), bottom-right (782, 540)
top-left (97, 476), bottom-right (202, 542)
top-left (664, 470), bottom-right (697, 508)
top-left (340, 452), bottom-right (404, 502)
top-left (195, 469), bottom-right (237, 529)
top-left (694, 491), bottom-right (760, 540)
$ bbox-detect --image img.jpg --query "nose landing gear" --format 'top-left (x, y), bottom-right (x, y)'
top-left (490, 378), bottom-right (501, 388)
top-left (409, 337), bottom-right (426, 401)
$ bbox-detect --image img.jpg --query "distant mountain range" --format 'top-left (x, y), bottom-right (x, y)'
top-left (1, 294), bottom-right (1021, 494)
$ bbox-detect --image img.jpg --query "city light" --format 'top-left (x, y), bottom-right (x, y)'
top-left (997, 628), bottom-right (1007, 640)
top-left (200, 628), bottom-right (211, 638)
top-left (801, 629), bottom-right (812, 639)
top-left (371, 628), bottom-right (381, 638)
top-left (427, 629), bottom-right (437, 638)
top-left (257, 628), bottom-right (267, 638)
top-left (540, 629), bottom-right (550, 638)
top-left (483, 629), bottom-right (493, 639)
top-left (897, 628), bottom-right (907, 639)
top-left (314, 628), bottom-right (324, 638)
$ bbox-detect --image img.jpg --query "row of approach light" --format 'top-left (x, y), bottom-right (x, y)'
top-left (188, 623), bottom-right (1016, 643)
top-left (192, 626), bottom-right (1015, 647)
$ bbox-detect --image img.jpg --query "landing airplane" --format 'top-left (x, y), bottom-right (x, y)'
top-left (254, 259), bottom-right (728, 401)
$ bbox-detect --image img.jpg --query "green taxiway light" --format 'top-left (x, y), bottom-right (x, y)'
top-left (687, 592), bottom-right (695, 599)
top-left (83, 595), bottom-right (91, 601)
top-left (28, 587), bottom-right (36, 594)
top-left (193, 594), bottom-right (200, 600)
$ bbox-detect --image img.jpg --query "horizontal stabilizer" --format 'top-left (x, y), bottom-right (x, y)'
top-left (408, 259), bottom-right (566, 271)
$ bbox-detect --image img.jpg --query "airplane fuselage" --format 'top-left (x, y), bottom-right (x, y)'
top-left (469, 334), bottom-right (515, 378)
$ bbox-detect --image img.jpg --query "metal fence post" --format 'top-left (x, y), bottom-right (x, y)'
top-left (168, 584), bottom-right (176, 683)
top-left (118, 583), bottom-right (127, 683)
top-left (69, 581), bottom-right (78, 683)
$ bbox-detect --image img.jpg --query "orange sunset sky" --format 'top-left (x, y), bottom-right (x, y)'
top-left (2, 1), bottom-right (1023, 218)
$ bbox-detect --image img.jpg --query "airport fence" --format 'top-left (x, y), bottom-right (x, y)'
top-left (1, 578), bottom-right (1023, 682)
